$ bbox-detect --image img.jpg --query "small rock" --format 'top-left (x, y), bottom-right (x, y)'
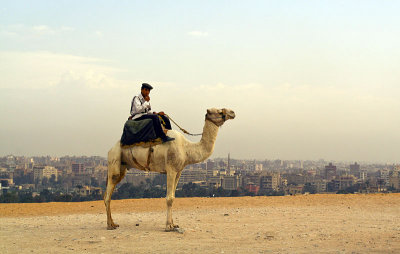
top-left (224, 214), bottom-right (229, 216)
top-left (175, 228), bottom-right (185, 234)
top-left (136, 224), bottom-right (140, 226)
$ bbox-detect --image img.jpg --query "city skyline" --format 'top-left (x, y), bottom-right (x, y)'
top-left (2, 153), bottom-right (399, 198)
top-left (1, 1), bottom-right (399, 162)
top-left (1, 153), bottom-right (397, 166)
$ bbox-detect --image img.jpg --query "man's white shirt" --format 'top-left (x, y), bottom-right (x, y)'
top-left (130, 93), bottom-right (151, 119)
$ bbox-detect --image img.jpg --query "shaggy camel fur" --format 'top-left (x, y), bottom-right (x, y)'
top-left (104, 108), bottom-right (235, 231)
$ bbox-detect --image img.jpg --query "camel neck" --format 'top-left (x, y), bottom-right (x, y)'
top-left (185, 120), bottom-right (219, 165)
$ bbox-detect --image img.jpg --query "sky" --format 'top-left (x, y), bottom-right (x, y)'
top-left (0, 1), bottom-right (399, 163)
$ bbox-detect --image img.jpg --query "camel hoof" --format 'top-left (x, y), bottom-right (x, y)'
top-left (165, 224), bottom-right (181, 232)
top-left (107, 223), bottom-right (119, 230)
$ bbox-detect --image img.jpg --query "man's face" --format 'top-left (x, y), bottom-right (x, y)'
top-left (141, 88), bottom-right (150, 97)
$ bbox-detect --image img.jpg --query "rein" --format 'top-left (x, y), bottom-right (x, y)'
top-left (165, 113), bottom-right (225, 136)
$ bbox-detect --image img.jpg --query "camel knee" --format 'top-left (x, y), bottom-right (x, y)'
top-left (110, 167), bottom-right (126, 185)
top-left (111, 174), bottom-right (120, 184)
top-left (166, 196), bottom-right (174, 207)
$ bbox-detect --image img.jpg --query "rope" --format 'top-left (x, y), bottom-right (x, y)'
top-left (165, 114), bottom-right (203, 136)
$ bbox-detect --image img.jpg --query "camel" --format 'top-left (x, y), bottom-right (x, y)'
top-left (104, 108), bottom-right (235, 231)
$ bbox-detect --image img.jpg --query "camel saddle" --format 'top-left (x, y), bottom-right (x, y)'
top-left (120, 119), bottom-right (164, 147)
top-left (120, 119), bottom-right (166, 171)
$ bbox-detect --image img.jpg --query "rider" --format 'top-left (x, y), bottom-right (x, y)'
top-left (129, 83), bottom-right (174, 143)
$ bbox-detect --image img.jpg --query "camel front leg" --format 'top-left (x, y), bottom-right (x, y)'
top-left (165, 170), bottom-right (178, 231)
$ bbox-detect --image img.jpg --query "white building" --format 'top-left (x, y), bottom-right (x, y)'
top-left (34, 166), bottom-right (58, 181)
top-left (43, 166), bottom-right (58, 181)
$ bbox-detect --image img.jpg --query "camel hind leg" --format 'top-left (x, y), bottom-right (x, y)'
top-left (165, 169), bottom-right (179, 231)
top-left (104, 142), bottom-right (127, 230)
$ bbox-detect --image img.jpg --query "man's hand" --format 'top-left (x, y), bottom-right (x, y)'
top-left (144, 95), bottom-right (150, 102)
top-left (152, 111), bottom-right (165, 115)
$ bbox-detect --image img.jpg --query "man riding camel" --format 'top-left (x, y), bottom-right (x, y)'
top-left (129, 83), bottom-right (175, 143)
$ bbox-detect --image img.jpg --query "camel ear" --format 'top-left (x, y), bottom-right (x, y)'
top-left (207, 109), bottom-right (211, 114)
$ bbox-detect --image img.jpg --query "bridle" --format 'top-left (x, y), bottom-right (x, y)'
top-left (166, 109), bottom-right (228, 136)
top-left (205, 109), bottom-right (227, 126)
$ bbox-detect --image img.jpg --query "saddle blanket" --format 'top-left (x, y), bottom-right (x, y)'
top-left (120, 119), bottom-right (161, 147)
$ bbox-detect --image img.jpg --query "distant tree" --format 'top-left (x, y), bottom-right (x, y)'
top-left (49, 175), bottom-right (56, 186)
top-left (338, 184), bottom-right (361, 194)
top-left (177, 182), bottom-right (196, 197)
top-left (62, 194), bottom-right (73, 202)
top-left (152, 174), bottom-right (167, 187)
top-left (0, 192), bottom-right (19, 203)
top-left (175, 182), bottom-right (209, 197)
top-left (40, 189), bottom-right (52, 202)
top-left (243, 189), bottom-right (256, 196)
top-left (258, 189), bottom-right (285, 196)
top-left (33, 195), bottom-right (46, 202)
top-left (213, 187), bottom-right (229, 197)
top-left (41, 177), bottom-right (49, 187)
top-left (0, 180), bottom-right (9, 187)
top-left (303, 183), bottom-right (317, 194)
top-left (18, 191), bottom-right (34, 203)
top-left (90, 177), bottom-right (99, 187)
top-left (13, 174), bottom-right (33, 185)
top-left (194, 186), bottom-right (208, 197)
top-left (229, 190), bottom-right (240, 197)
top-left (131, 185), bottom-right (144, 198)
top-left (115, 183), bottom-right (131, 199)
top-left (145, 178), bottom-right (151, 186)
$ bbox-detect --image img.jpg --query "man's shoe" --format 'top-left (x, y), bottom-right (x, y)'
top-left (162, 136), bottom-right (175, 143)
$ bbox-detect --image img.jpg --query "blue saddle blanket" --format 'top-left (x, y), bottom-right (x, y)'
top-left (120, 119), bottom-right (157, 146)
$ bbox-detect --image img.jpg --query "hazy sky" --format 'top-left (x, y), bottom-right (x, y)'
top-left (1, 1), bottom-right (399, 163)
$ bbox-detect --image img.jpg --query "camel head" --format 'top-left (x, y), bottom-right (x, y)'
top-left (206, 108), bottom-right (236, 127)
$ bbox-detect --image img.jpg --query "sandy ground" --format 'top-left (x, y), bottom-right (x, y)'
top-left (1, 194), bottom-right (400, 253)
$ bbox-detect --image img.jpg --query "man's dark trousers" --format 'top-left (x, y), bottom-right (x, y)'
top-left (134, 114), bottom-right (171, 140)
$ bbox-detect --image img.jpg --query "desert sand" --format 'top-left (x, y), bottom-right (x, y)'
top-left (1, 194), bottom-right (399, 253)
